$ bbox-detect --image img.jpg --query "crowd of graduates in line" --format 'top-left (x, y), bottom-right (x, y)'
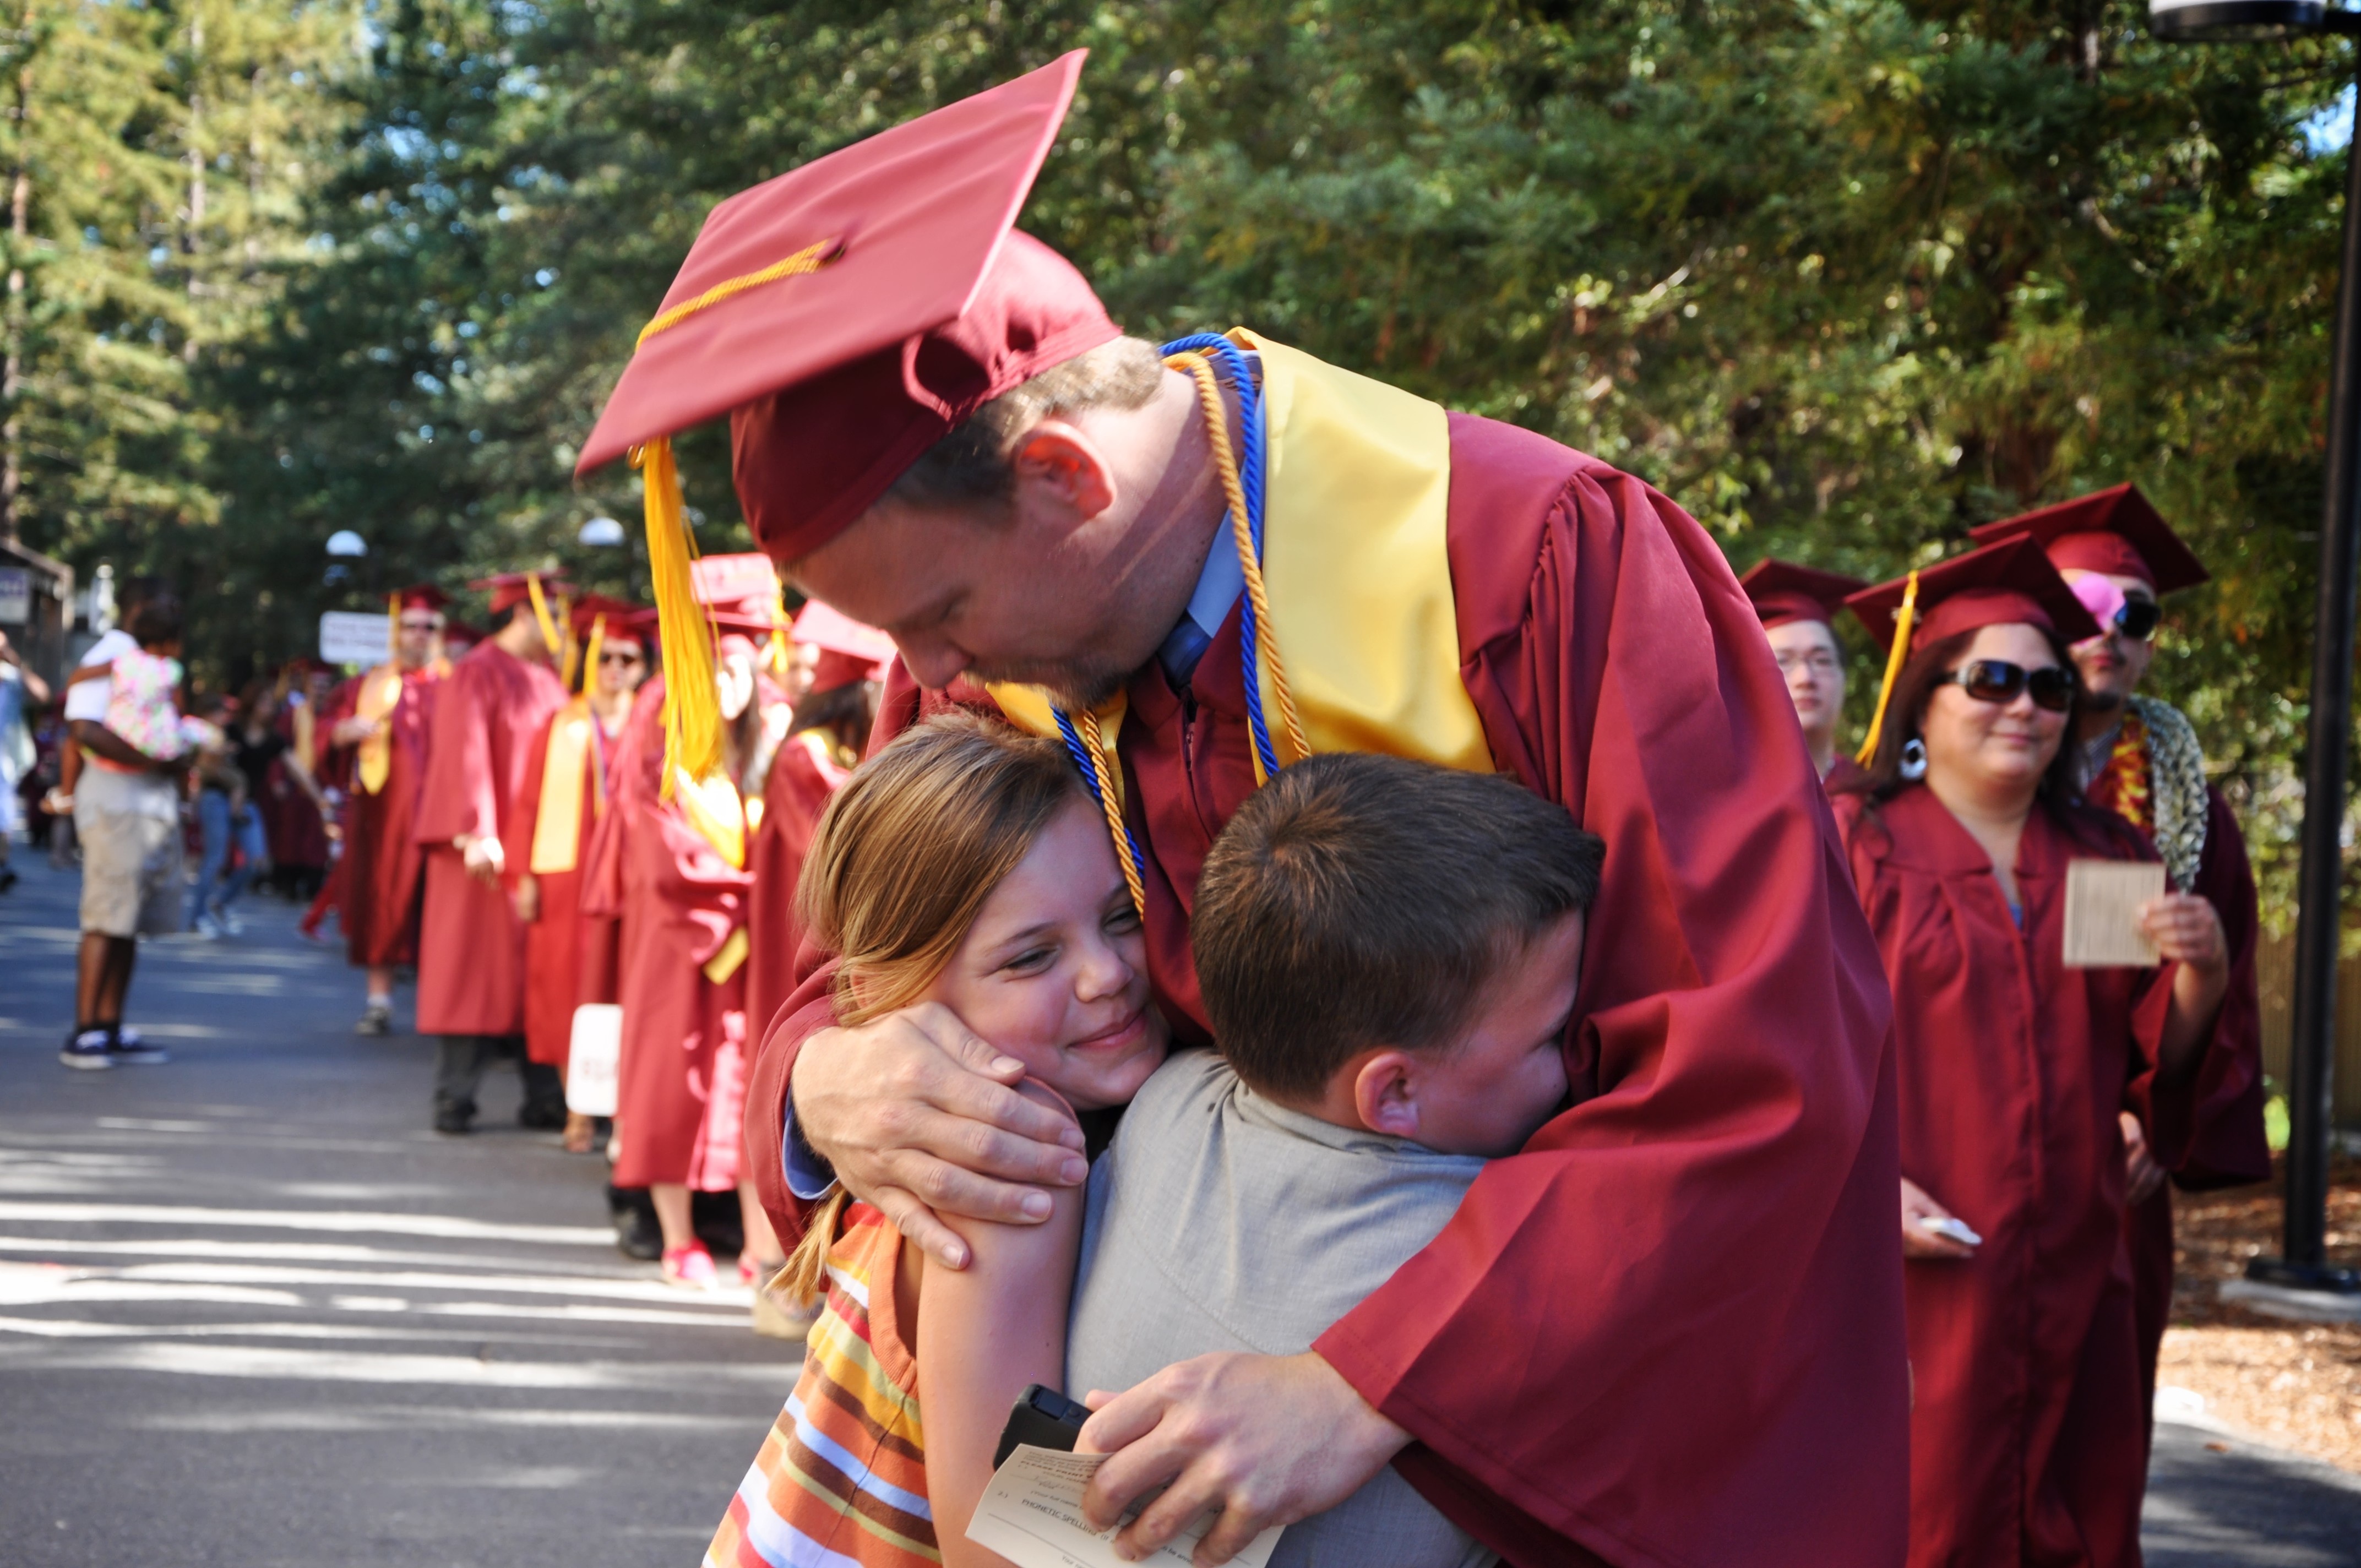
top-left (248, 558), bottom-right (893, 1319)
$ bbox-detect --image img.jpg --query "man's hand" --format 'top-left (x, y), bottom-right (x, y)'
top-left (1901, 1177), bottom-right (1977, 1260)
top-left (458, 832), bottom-right (504, 885)
top-left (1076, 1351), bottom-right (1408, 1565)
top-left (2121, 1110), bottom-right (2166, 1206)
top-left (511, 872), bottom-right (540, 923)
top-left (791, 1000), bottom-right (1087, 1269)
top-left (2140, 892), bottom-right (2228, 975)
top-left (331, 715), bottom-right (383, 746)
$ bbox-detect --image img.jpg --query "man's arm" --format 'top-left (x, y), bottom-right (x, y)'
top-left (68, 719), bottom-right (178, 775)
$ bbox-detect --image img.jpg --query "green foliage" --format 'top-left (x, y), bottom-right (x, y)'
top-left (41, 0), bottom-right (2361, 923)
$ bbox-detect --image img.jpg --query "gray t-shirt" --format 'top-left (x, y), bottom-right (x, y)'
top-left (1067, 1050), bottom-right (1498, 1568)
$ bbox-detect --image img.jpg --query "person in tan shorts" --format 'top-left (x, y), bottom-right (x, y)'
top-left (62, 594), bottom-right (189, 1071)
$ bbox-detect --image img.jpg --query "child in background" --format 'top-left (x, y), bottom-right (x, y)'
top-left (1064, 753), bottom-right (1606, 1568)
top-left (706, 713), bottom-right (1169, 1568)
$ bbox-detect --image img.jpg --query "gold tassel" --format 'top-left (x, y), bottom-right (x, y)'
top-left (385, 593), bottom-right (399, 664)
top-left (581, 612), bottom-right (606, 703)
top-left (525, 571), bottom-right (563, 666)
top-left (633, 437), bottom-right (721, 799)
top-left (1855, 570), bottom-right (1921, 767)
top-left (767, 589), bottom-right (792, 681)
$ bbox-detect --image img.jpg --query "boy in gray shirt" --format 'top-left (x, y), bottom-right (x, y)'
top-left (1066, 753), bottom-right (1604, 1568)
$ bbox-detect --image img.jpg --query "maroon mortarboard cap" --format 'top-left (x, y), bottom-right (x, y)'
top-left (689, 552), bottom-right (780, 607)
top-left (1845, 537), bottom-right (2102, 656)
top-left (708, 594), bottom-right (783, 638)
top-left (442, 620), bottom-right (483, 650)
top-left (1739, 559), bottom-right (1868, 631)
top-left (573, 51), bottom-right (1118, 564)
top-left (468, 571), bottom-right (572, 616)
top-left (393, 585), bottom-right (450, 614)
top-left (791, 599), bottom-right (896, 675)
top-left (1966, 483), bottom-right (2208, 595)
top-left (569, 592), bottom-right (642, 640)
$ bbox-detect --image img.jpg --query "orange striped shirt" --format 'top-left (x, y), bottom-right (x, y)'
top-left (706, 1205), bottom-right (939, 1566)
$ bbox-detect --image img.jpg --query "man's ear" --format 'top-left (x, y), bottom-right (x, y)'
top-left (1351, 1050), bottom-right (1423, 1139)
top-left (1008, 420), bottom-right (1117, 523)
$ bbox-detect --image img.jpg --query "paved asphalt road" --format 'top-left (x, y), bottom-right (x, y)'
top-left (7, 851), bottom-right (2361, 1565)
top-left (0, 856), bottom-right (791, 1567)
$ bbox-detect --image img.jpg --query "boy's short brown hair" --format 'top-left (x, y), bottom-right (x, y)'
top-left (1191, 753), bottom-right (1605, 1102)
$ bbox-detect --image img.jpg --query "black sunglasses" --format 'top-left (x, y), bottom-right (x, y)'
top-left (2108, 597), bottom-right (2162, 643)
top-left (1943, 659), bottom-right (2076, 712)
top-left (599, 649), bottom-right (644, 665)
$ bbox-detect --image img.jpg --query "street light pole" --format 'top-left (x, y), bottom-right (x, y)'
top-left (2153, 0), bottom-right (2361, 1291)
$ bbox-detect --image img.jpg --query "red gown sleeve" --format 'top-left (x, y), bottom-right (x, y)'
top-left (502, 712), bottom-right (558, 899)
top-left (1312, 423), bottom-right (1907, 1568)
top-left (413, 660), bottom-right (492, 847)
top-left (2153, 788), bottom-right (2269, 1189)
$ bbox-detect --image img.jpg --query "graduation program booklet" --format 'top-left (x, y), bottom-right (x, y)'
top-left (964, 1444), bottom-right (1284, 1568)
top-left (2063, 860), bottom-right (2165, 968)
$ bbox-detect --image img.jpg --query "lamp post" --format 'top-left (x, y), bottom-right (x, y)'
top-left (2153, 0), bottom-right (2361, 1291)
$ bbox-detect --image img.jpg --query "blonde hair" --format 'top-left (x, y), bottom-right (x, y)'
top-left (777, 711), bottom-right (1086, 1301)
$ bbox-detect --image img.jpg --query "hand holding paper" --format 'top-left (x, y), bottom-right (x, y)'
top-left (965, 1446), bottom-right (1282, 1568)
top-left (2062, 861), bottom-right (2164, 968)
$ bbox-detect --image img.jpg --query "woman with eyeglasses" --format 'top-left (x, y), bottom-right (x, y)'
top-left (504, 595), bottom-right (649, 1153)
top-left (1832, 538), bottom-right (2232, 1568)
top-left (1968, 487), bottom-right (2271, 1441)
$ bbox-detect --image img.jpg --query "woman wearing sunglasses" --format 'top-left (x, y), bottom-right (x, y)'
top-left (1832, 537), bottom-right (2231, 1568)
top-left (1969, 486), bottom-right (2270, 1443)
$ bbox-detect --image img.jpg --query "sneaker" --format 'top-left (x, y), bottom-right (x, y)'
top-left (0, 865), bottom-right (17, 892)
top-left (355, 1005), bottom-right (391, 1037)
top-left (192, 913), bottom-right (225, 940)
top-left (59, 1028), bottom-right (114, 1070)
top-left (219, 911), bottom-right (246, 937)
top-left (662, 1243), bottom-right (719, 1290)
top-left (432, 1099), bottom-right (475, 1135)
top-left (107, 1025), bottom-right (169, 1065)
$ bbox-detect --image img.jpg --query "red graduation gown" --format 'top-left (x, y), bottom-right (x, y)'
top-left (2124, 787), bottom-right (2268, 1412)
top-left (500, 702), bottom-right (616, 1069)
top-left (750, 413), bottom-right (1908, 1568)
top-left (744, 731), bottom-right (848, 1046)
top-left (584, 675), bottom-right (759, 1191)
top-left (265, 706), bottom-right (332, 873)
top-left (326, 665), bottom-right (439, 968)
top-left (411, 643), bottom-right (566, 1037)
top-left (1835, 785), bottom-right (2215, 1568)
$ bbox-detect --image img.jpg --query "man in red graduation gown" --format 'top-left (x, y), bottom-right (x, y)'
top-left (743, 598), bottom-right (889, 1039)
top-left (503, 594), bottom-right (646, 1152)
top-left (1972, 487), bottom-right (2269, 1421)
top-left (1741, 559), bottom-right (1868, 791)
top-left (413, 572), bottom-right (571, 1134)
top-left (574, 54), bottom-right (1903, 1568)
top-left (325, 585), bottom-right (448, 1036)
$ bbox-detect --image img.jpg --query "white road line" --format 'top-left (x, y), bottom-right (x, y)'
top-left (110, 1262), bottom-right (754, 1308)
top-left (0, 1201), bottom-right (612, 1245)
top-left (0, 1315), bottom-right (645, 1347)
top-left (0, 1235), bottom-right (641, 1274)
top-left (18, 1341), bottom-right (789, 1388)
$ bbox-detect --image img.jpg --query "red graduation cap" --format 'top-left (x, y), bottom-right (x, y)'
top-left (1966, 483), bottom-right (2208, 594)
top-left (689, 553), bottom-right (780, 606)
top-left (467, 570), bottom-right (573, 616)
top-left (575, 50), bottom-right (1115, 564)
top-left (1739, 559), bottom-right (1867, 631)
top-left (391, 584), bottom-right (450, 616)
top-left (1844, 537), bottom-right (2102, 656)
top-left (792, 598), bottom-right (896, 688)
top-left (1844, 538), bottom-right (2101, 766)
top-left (569, 592), bottom-right (643, 641)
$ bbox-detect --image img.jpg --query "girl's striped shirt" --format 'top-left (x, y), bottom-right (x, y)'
top-left (705, 1204), bottom-right (939, 1566)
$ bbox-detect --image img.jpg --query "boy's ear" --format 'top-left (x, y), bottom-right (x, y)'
top-left (1350, 1050), bottom-right (1423, 1139)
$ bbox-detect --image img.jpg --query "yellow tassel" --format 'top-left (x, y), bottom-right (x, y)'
top-left (1855, 570), bottom-right (1921, 768)
top-left (581, 613), bottom-right (606, 701)
top-left (525, 572), bottom-right (563, 667)
top-left (633, 437), bottom-right (721, 799)
top-left (768, 589), bottom-right (792, 681)
top-left (385, 593), bottom-right (399, 664)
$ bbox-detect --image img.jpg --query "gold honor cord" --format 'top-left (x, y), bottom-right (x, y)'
top-left (1163, 350), bottom-right (1308, 771)
top-left (385, 592), bottom-right (400, 663)
top-left (1854, 569), bottom-right (1921, 768)
top-left (1082, 709), bottom-right (1146, 918)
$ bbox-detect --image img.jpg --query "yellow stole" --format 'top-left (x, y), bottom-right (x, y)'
top-left (673, 763), bottom-right (750, 983)
top-left (353, 663), bottom-right (406, 795)
top-left (528, 697), bottom-right (600, 874)
top-left (988, 333), bottom-right (1490, 791)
